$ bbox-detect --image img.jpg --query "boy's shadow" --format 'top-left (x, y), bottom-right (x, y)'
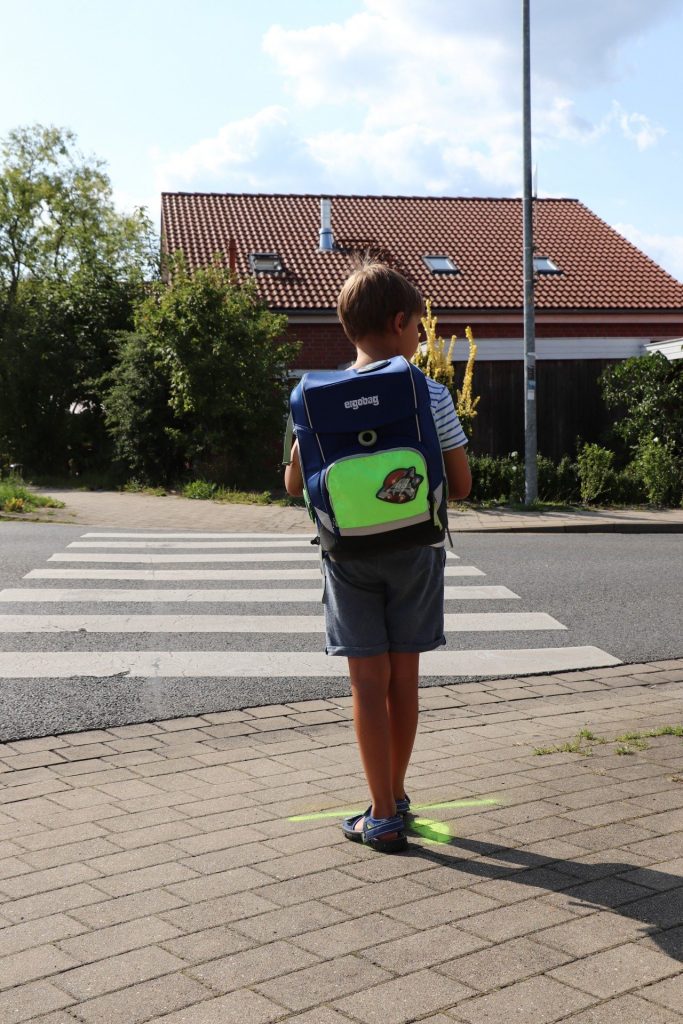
top-left (405, 824), bottom-right (682, 961)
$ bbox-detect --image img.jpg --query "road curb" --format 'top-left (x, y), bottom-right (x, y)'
top-left (454, 522), bottom-right (683, 534)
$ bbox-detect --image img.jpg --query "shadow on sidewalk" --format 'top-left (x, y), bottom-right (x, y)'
top-left (403, 828), bottom-right (682, 961)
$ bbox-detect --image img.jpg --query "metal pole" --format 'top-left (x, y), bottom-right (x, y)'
top-left (522, 0), bottom-right (538, 502)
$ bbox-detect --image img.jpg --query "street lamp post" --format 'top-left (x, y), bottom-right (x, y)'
top-left (522, 0), bottom-right (538, 502)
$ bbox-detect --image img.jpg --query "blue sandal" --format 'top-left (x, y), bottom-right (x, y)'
top-left (342, 807), bottom-right (408, 853)
top-left (396, 794), bottom-right (411, 817)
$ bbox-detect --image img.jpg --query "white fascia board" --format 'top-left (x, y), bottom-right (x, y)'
top-left (645, 338), bottom-right (683, 360)
top-left (450, 338), bottom-right (647, 361)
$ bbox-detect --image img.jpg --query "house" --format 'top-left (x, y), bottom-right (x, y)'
top-left (160, 193), bottom-right (683, 459)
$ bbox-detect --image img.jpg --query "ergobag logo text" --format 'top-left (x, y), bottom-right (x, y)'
top-left (287, 356), bottom-right (447, 559)
top-left (344, 395), bottom-right (379, 410)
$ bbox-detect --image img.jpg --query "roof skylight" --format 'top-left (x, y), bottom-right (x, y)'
top-left (534, 255), bottom-right (561, 274)
top-left (423, 254), bottom-right (458, 274)
top-left (249, 252), bottom-right (283, 273)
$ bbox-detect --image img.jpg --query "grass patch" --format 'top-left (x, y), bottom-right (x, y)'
top-left (614, 725), bottom-right (683, 755)
top-left (534, 724), bottom-right (682, 757)
top-left (533, 728), bottom-right (606, 756)
top-left (472, 499), bottom-right (581, 513)
top-left (0, 478), bottom-right (65, 514)
top-left (178, 480), bottom-right (306, 507)
top-left (122, 479), bottom-right (168, 496)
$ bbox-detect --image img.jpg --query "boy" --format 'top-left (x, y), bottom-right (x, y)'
top-left (285, 262), bottom-right (471, 852)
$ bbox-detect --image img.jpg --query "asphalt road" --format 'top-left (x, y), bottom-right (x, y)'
top-left (0, 522), bottom-right (681, 740)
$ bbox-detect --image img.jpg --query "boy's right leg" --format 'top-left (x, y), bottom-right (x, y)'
top-left (348, 653), bottom-right (399, 833)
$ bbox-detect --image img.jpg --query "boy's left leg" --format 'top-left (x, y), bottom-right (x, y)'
top-left (387, 651), bottom-right (420, 804)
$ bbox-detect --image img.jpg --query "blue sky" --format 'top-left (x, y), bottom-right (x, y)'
top-left (4, 0), bottom-right (683, 278)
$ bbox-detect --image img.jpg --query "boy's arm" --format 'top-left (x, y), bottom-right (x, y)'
top-left (284, 439), bottom-right (304, 497)
top-left (443, 446), bottom-right (471, 500)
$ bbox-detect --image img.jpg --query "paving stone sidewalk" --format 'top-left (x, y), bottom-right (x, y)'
top-left (1, 660), bottom-right (682, 1023)
top-left (13, 487), bottom-right (683, 532)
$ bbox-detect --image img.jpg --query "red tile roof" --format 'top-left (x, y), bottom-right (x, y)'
top-left (161, 193), bottom-right (683, 313)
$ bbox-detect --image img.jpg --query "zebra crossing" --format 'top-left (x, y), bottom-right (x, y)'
top-left (0, 531), bottom-right (621, 685)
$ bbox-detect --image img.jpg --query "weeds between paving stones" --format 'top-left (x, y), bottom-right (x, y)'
top-left (533, 724), bottom-right (682, 757)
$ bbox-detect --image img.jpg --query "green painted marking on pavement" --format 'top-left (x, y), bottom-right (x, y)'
top-left (289, 797), bottom-right (501, 822)
top-left (408, 817), bottom-right (452, 844)
top-left (415, 798), bottom-right (500, 811)
top-left (289, 809), bottom-right (363, 822)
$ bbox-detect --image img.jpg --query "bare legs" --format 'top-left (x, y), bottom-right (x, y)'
top-left (387, 651), bottom-right (420, 801)
top-left (347, 651), bottom-right (420, 834)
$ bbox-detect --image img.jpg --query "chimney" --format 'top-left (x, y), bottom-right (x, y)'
top-left (318, 198), bottom-right (334, 252)
top-left (228, 237), bottom-right (237, 273)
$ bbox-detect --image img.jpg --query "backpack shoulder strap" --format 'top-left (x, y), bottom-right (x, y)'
top-left (282, 411), bottom-right (295, 466)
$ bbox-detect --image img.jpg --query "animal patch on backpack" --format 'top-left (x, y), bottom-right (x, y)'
top-left (376, 467), bottom-right (423, 504)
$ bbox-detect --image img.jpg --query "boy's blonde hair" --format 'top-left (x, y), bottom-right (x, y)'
top-left (337, 260), bottom-right (423, 342)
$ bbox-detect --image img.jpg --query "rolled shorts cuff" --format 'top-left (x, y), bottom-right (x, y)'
top-left (325, 634), bottom-right (446, 658)
top-left (325, 641), bottom-right (389, 658)
top-left (389, 634), bottom-right (446, 654)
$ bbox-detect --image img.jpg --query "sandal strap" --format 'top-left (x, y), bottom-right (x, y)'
top-left (363, 813), bottom-right (404, 840)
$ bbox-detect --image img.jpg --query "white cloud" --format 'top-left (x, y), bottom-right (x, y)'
top-left (617, 108), bottom-right (666, 150)
top-left (151, 1), bottom-right (675, 200)
top-left (535, 98), bottom-right (665, 152)
top-left (360, 0), bottom-right (679, 90)
top-left (154, 107), bottom-right (321, 194)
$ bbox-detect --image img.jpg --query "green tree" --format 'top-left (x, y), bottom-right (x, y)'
top-left (0, 124), bottom-right (157, 473)
top-left (132, 255), bottom-right (299, 487)
top-left (600, 353), bottom-right (683, 455)
top-left (99, 332), bottom-right (186, 486)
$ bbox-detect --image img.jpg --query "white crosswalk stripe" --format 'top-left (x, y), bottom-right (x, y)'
top-left (0, 585), bottom-right (519, 602)
top-left (0, 531), bottom-right (621, 689)
top-left (68, 540), bottom-right (320, 549)
top-left (49, 552), bottom-right (324, 563)
top-left (81, 532), bottom-right (316, 539)
top-left (0, 648), bottom-right (619, 679)
top-left (0, 612), bottom-right (564, 633)
top-left (25, 566), bottom-right (486, 580)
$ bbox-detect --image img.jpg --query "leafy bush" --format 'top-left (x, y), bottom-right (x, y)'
top-left (99, 333), bottom-right (186, 487)
top-left (183, 480), bottom-right (217, 500)
top-left (3, 497), bottom-right (25, 513)
top-left (577, 444), bottom-right (615, 504)
top-left (135, 256), bottom-right (300, 489)
top-left (536, 454), bottom-right (580, 503)
top-left (468, 452), bottom-right (583, 504)
top-left (600, 354), bottom-right (683, 454)
top-left (633, 435), bottom-right (682, 505)
top-left (0, 478), bottom-right (64, 512)
top-left (468, 452), bottom-right (525, 503)
top-left (611, 462), bottom-right (647, 505)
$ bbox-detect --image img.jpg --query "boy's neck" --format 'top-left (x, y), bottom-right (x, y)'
top-left (351, 334), bottom-right (400, 369)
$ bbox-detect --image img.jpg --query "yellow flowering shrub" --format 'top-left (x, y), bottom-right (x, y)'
top-left (412, 299), bottom-right (455, 388)
top-left (411, 300), bottom-right (480, 436)
top-left (456, 326), bottom-right (481, 435)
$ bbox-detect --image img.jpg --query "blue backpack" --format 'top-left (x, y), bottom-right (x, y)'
top-left (285, 356), bottom-right (448, 558)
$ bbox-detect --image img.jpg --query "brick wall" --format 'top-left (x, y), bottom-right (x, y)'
top-left (286, 323), bottom-right (355, 369)
top-left (285, 317), bottom-right (683, 368)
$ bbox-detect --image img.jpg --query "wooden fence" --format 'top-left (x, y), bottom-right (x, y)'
top-left (460, 359), bottom-right (619, 460)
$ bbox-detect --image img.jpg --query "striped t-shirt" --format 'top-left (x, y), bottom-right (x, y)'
top-left (426, 378), bottom-right (468, 451)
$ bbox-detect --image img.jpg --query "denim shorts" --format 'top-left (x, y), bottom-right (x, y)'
top-left (322, 545), bottom-right (447, 658)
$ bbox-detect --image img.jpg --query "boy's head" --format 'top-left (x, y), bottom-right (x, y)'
top-left (337, 260), bottom-right (423, 343)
